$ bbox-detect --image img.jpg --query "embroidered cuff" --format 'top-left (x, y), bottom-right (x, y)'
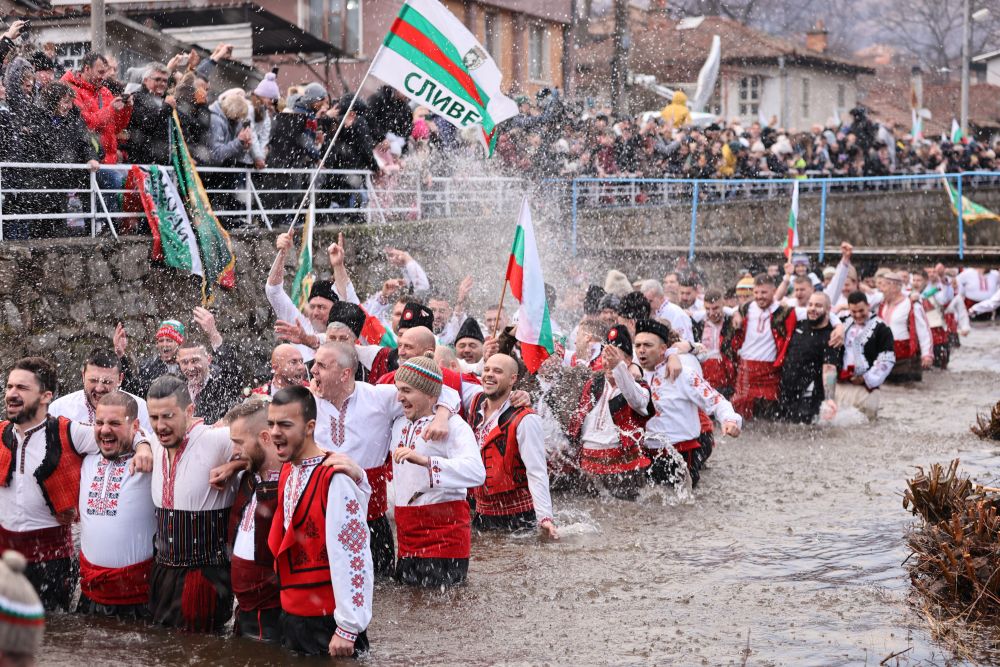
top-left (428, 456), bottom-right (442, 488)
top-left (334, 626), bottom-right (358, 643)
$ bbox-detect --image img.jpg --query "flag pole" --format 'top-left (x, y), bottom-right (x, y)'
top-left (286, 51), bottom-right (383, 233)
top-left (491, 278), bottom-right (509, 340)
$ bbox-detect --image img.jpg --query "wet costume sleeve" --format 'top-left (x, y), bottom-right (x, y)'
top-left (678, 368), bottom-right (742, 428)
top-left (325, 473), bottom-right (373, 639)
top-left (864, 326), bottom-right (896, 389)
top-left (402, 259), bottom-right (430, 293)
top-left (514, 414), bottom-right (554, 523)
top-left (611, 362), bottom-right (651, 416)
top-left (428, 420), bottom-right (486, 490)
top-left (911, 302), bottom-right (933, 358)
top-left (823, 259), bottom-right (850, 304)
top-left (437, 310), bottom-right (465, 346)
top-left (971, 286), bottom-right (1000, 315)
top-left (265, 282), bottom-right (314, 335)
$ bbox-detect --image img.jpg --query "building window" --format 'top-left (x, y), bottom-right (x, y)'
top-left (837, 83), bottom-right (846, 109)
top-left (528, 24), bottom-right (550, 82)
top-left (484, 11), bottom-right (501, 58)
top-left (309, 0), bottom-right (362, 56)
top-left (738, 75), bottom-right (760, 117)
top-left (801, 77), bottom-right (810, 118)
top-left (56, 42), bottom-right (90, 72)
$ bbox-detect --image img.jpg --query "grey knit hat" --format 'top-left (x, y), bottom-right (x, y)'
top-left (299, 82), bottom-right (328, 107)
top-left (395, 355), bottom-right (443, 399)
top-left (0, 551), bottom-right (44, 657)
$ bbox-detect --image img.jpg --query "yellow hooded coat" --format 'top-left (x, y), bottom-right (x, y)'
top-left (660, 90), bottom-right (692, 128)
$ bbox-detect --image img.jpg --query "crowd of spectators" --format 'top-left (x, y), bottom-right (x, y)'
top-left (1, 18), bottom-right (1000, 239)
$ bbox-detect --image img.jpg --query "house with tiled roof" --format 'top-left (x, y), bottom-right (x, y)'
top-left (575, 12), bottom-right (874, 130)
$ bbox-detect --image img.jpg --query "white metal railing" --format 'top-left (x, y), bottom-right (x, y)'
top-left (0, 162), bottom-right (528, 241)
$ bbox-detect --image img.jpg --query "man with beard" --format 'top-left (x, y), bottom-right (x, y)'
top-left (146, 375), bottom-right (237, 633)
top-left (311, 342), bottom-right (459, 579)
top-left (693, 289), bottom-right (738, 398)
top-left (175, 308), bottom-right (241, 425)
top-left (390, 356), bottom-right (485, 587)
top-left (634, 321), bottom-right (741, 489)
top-left (777, 293), bottom-right (840, 423)
top-left (640, 279), bottom-right (694, 344)
top-left (50, 348), bottom-right (152, 431)
top-left (677, 277), bottom-right (705, 323)
top-left (77, 392), bottom-right (156, 618)
top-left (378, 327), bottom-right (483, 413)
top-left (120, 319), bottom-right (185, 397)
top-left (468, 354), bottom-right (558, 538)
top-left (1, 357), bottom-right (153, 610)
top-left (267, 386), bottom-right (373, 657)
top-left (830, 291), bottom-right (896, 420)
top-left (249, 344), bottom-right (306, 397)
top-left (877, 271), bottom-right (932, 383)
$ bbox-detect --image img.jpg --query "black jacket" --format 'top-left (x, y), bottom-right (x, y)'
top-left (192, 343), bottom-right (243, 425)
top-left (124, 88), bottom-right (173, 165)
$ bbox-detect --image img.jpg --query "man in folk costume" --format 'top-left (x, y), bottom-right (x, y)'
top-left (568, 319), bottom-right (608, 371)
top-left (146, 375), bottom-right (237, 632)
top-left (693, 289), bottom-right (738, 398)
top-left (567, 326), bottom-right (652, 501)
top-left (225, 399), bottom-right (282, 643)
top-left (910, 269), bottom-right (952, 369)
top-left (390, 356), bottom-right (486, 587)
top-left (634, 320), bottom-right (742, 489)
top-left (731, 274), bottom-right (797, 420)
top-left (119, 319), bottom-right (185, 398)
top-left (310, 342), bottom-right (460, 579)
top-left (249, 344), bottom-right (306, 398)
top-left (50, 348), bottom-right (152, 432)
top-left (877, 271), bottom-right (932, 383)
top-left (267, 386), bottom-right (373, 657)
top-left (468, 354), bottom-right (558, 539)
top-left (77, 392), bottom-right (156, 618)
top-left (1, 357), bottom-right (153, 610)
top-left (957, 265), bottom-right (999, 320)
top-left (454, 317), bottom-right (486, 376)
top-left (267, 231), bottom-right (356, 363)
top-left (829, 291), bottom-right (896, 420)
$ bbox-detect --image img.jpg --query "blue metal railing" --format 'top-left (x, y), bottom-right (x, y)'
top-left (562, 171), bottom-right (1000, 261)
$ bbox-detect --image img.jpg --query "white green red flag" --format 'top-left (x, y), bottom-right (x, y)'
top-left (361, 307), bottom-right (397, 349)
top-left (370, 0), bottom-right (518, 156)
top-left (506, 198), bottom-right (554, 372)
top-left (783, 181), bottom-right (800, 260)
top-left (951, 118), bottom-right (964, 144)
top-left (126, 164), bottom-right (203, 279)
top-left (289, 207), bottom-right (315, 312)
top-left (943, 176), bottom-right (1000, 225)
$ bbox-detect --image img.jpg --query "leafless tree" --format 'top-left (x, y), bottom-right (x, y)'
top-left (875, 0), bottom-right (999, 72)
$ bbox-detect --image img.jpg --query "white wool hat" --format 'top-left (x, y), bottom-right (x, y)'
top-left (604, 269), bottom-right (632, 298)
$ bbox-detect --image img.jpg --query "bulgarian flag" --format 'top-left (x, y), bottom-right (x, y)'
top-left (783, 181), bottom-right (800, 260)
top-left (506, 198), bottom-right (554, 372)
top-left (170, 113), bottom-right (236, 305)
top-left (943, 176), bottom-right (1000, 225)
top-left (361, 307), bottom-right (397, 349)
top-left (127, 164), bottom-right (203, 279)
top-left (951, 118), bottom-right (964, 144)
top-left (370, 0), bottom-right (518, 156)
top-left (289, 208), bottom-right (315, 312)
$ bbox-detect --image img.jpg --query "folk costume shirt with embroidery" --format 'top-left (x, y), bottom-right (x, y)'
top-left (643, 357), bottom-right (742, 446)
top-left (655, 300), bottom-right (695, 344)
top-left (79, 451), bottom-right (155, 568)
top-left (471, 398), bottom-right (554, 522)
top-left (842, 316), bottom-right (895, 389)
top-left (581, 362), bottom-right (651, 450)
top-left (957, 268), bottom-right (999, 303)
top-left (739, 301), bottom-right (780, 361)
top-left (49, 389), bottom-right (153, 433)
top-left (151, 423), bottom-right (235, 510)
top-left (233, 469), bottom-right (280, 561)
top-left (391, 413), bottom-right (485, 508)
top-left (878, 297), bottom-right (932, 358)
top-left (314, 382), bottom-right (460, 467)
top-left (282, 455), bottom-right (373, 636)
top-left (0, 419), bottom-right (103, 532)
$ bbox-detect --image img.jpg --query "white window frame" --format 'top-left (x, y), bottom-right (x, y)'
top-left (738, 75), bottom-right (760, 117)
top-left (528, 23), bottom-right (551, 84)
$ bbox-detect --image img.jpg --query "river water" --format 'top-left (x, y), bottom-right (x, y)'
top-left (39, 325), bottom-right (1000, 666)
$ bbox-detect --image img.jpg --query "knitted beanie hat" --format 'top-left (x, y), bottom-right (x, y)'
top-left (0, 551), bottom-right (44, 657)
top-left (156, 319), bottom-right (186, 344)
top-left (253, 72), bottom-right (281, 100)
top-left (395, 355), bottom-right (443, 399)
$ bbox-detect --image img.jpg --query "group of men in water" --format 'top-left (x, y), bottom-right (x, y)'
top-left (1, 231), bottom-right (997, 659)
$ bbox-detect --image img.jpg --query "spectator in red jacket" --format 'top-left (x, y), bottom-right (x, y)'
top-left (60, 52), bottom-right (132, 165)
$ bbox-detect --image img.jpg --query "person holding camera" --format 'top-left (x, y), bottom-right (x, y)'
top-left (123, 63), bottom-right (173, 166)
top-left (205, 88), bottom-right (253, 225)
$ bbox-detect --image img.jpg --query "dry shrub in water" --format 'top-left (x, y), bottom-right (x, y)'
top-left (971, 400), bottom-right (1000, 441)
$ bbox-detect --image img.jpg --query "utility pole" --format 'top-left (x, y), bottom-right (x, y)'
top-left (91, 0), bottom-right (106, 54)
top-left (610, 0), bottom-right (629, 116)
top-left (960, 0), bottom-right (971, 134)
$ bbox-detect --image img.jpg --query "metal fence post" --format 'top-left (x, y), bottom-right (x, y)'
top-left (245, 170), bottom-right (253, 228)
top-left (90, 170), bottom-right (98, 237)
top-left (571, 179), bottom-right (579, 257)
top-left (818, 180), bottom-right (828, 262)
top-left (956, 173), bottom-right (964, 260)
top-left (688, 181), bottom-right (700, 261)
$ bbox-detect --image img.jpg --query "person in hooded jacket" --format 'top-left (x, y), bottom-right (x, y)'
top-left (204, 90), bottom-right (253, 226)
top-left (16, 81), bottom-right (100, 238)
top-left (660, 90), bottom-right (691, 128)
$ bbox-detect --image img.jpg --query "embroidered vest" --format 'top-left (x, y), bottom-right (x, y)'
top-left (878, 300), bottom-right (920, 360)
top-left (0, 417), bottom-right (82, 518)
top-left (468, 394), bottom-right (530, 496)
top-left (268, 462), bottom-right (337, 617)
top-left (568, 374), bottom-right (654, 451)
top-left (736, 303), bottom-right (797, 367)
top-left (229, 473), bottom-right (279, 569)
